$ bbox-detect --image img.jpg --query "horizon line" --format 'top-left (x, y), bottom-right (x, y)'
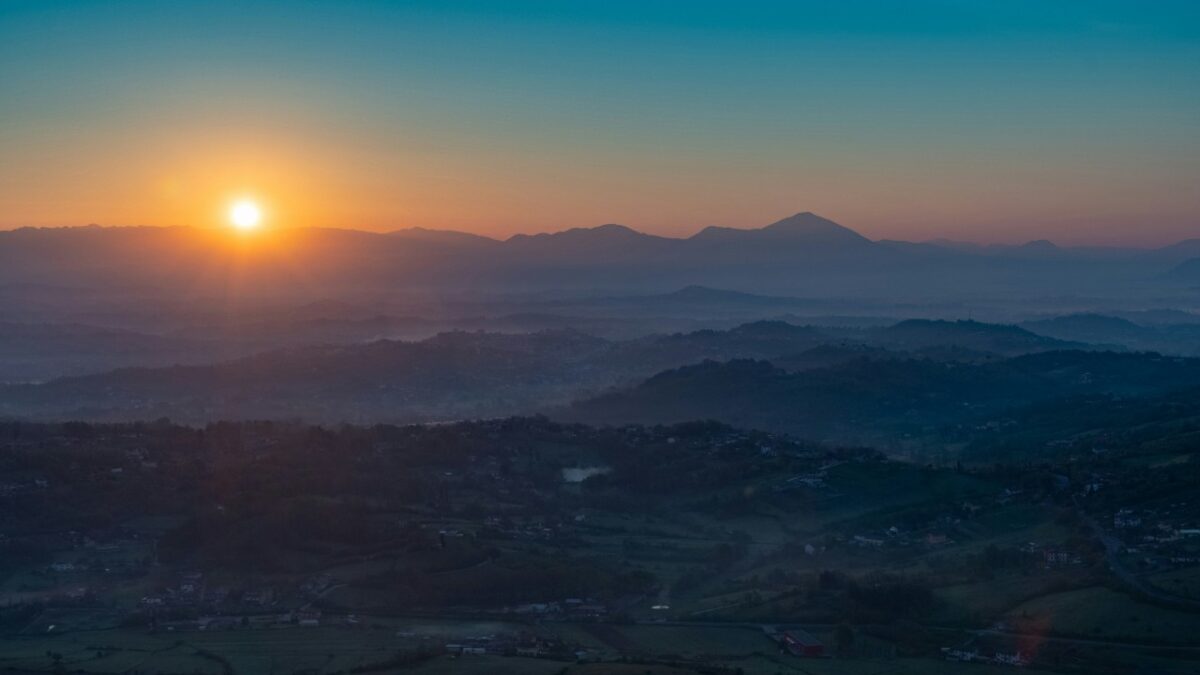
top-left (1, 214), bottom-right (1196, 251)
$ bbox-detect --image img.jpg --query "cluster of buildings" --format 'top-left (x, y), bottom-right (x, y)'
top-left (848, 524), bottom-right (956, 550)
top-left (942, 646), bottom-right (1030, 668)
top-left (1099, 502), bottom-right (1200, 572)
top-left (505, 597), bottom-right (610, 620)
top-left (0, 471), bottom-right (49, 496)
top-left (764, 626), bottom-right (825, 657)
top-left (441, 632), bottom-right (586, 660)
top-left (155, 606), bottom-right (361, 632)
top-left (139, 573), bottom-right (279, 617)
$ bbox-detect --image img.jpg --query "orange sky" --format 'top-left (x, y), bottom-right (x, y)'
top-left (2, 2), bottom-right (1198, 247)
top-left (3, 106), bottom-right (1197, 246)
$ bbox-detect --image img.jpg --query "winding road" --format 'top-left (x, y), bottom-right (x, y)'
top-left (1075, 502), bottom-right (1200, 611)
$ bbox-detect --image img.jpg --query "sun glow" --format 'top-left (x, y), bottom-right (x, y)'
top-left (229, 200), bottom-right (263, 231)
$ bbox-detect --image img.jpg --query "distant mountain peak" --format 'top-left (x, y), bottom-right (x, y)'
top-left (592, 223), bottom-right (639, 233)
top-left (507, 223), bottom-right (653, 243)
top-left (1018, 239), bottom-right (1060, 251)
top-left (387, 227), bottom-right (497, 246)
top-left (1021, 238), bottom-right (1058, 248)
top-left (690, 212), bottom-right (871, 246)
top-left (764, 211), bottom-right (861, 235)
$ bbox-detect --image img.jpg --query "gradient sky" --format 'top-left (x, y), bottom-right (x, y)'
top-left (1, 1), bottom-right (1198, 245)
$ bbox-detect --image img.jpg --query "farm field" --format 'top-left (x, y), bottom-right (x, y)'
top-left (0, 623), bottom-right (1076, 675)
top-left (1004, 586), bottom-right (1200, 644)
top-left (932, 572), bottom-right (1080, 625)
top-left (1147, 564), bottom-right (1200, 600)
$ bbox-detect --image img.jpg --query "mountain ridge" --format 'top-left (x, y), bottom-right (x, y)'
top-left (1, 213), bottom-right (1194, 297)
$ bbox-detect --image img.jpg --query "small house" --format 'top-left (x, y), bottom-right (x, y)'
top-left (781, 629), bottom-right (825, 657)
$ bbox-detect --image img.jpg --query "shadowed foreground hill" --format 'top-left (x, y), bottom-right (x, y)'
top-left (955, 384), bottom-right (1200, 461)
top-left (562, 351), bottom-right (1200, 444)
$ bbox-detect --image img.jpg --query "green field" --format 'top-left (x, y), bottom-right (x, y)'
top-left (932, 572), bottom-right (1078, 625)
top-left (410, 654), bottom-right (1069, 675)
top-left (1147, 564), bottom-right (1200, 600)
top-left (0, 625), bottom-right (1070, 675)
top-left (1005, 586), bottom-right (1200, 644)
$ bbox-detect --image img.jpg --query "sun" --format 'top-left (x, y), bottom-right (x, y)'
top-left (229, 199), bottom-right (262, 231)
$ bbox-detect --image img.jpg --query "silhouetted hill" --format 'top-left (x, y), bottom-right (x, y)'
top-left (688, 211), bottom-right (873, 247)
top-left (504, 223), bottom-right (676, 264)
top-left (863, 319), bottom-right (1083, 356)
top-left (615, 321), bottom-right (831, 370)
top-left (1022, 314), bottom-right (1143, 343)
top-left (1111, 308), bottom-right (1200, 325)
top-left (1168, 257), bottom-right (1200, 283)
top-left (0, 317), bottom-right (1096, 423)
top-left (0, 321), bottom-right (239, 382)
top-left (1153, 239), bottom-right (1200, 264)
top-left (0, 329), bottom-right (614, 423)
top-left (1014, 239), bottom-right (1063, 258)
top-left (563, 350), bottom-right (1200, 443)
top-left (2, 214), bottom-right (1192, 298)
top-left (387, 227), bottom-right (498, 248)
top-left (1021, 313), bottom-right (1200, 356)
top-left (770, 343), bottom-right (893, 371)
top-left (0, 320), bottom-right (829, 423)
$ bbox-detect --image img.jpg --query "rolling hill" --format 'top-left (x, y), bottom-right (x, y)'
top-left (0, 317), bottom-right (1099, 424)
top-left (562, 350), bottom-right (1200, 444)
